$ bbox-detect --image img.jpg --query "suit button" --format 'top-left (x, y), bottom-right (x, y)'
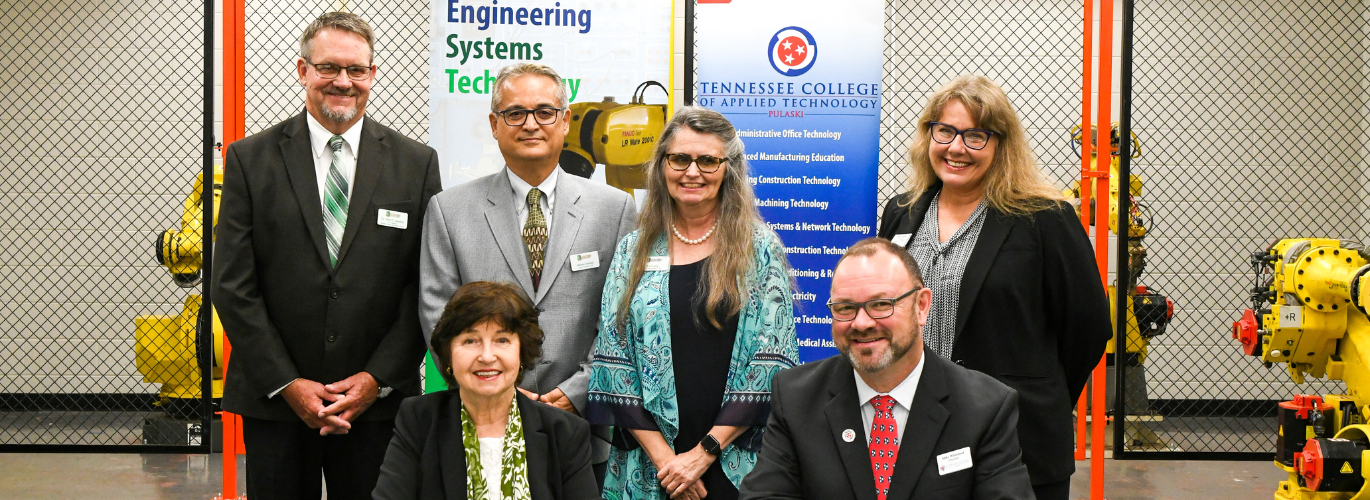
top-left (328, 333), bottom-right (337, 342)
top-left (330, 288), bottom-right (340, 299)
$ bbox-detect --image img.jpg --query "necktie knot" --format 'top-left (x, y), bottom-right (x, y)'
top-left (526, 187), bottom-right (543, 208)
top-left (328, 135), bottom-right (344, 153)
top-left (872, 395), bottom-right (896, 415)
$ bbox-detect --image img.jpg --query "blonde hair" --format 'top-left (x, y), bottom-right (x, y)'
top-left (617, 106), bottom-right (771, 329)
top-left (904, 75), bottom-right (1062, 215)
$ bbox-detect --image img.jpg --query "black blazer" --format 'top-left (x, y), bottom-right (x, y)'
top-left (877, 187), bottom-right (1112, 485)
top-left (212, 112), bottom-right (442, 421)
top-left (738, 351), bottom-right (1033, 500)
top-left (372, 391), bottom-right (603, 500)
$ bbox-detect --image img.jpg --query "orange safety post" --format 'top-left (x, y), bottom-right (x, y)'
top-left (1074, 0), bottom-right (1094, 464)
top-left (216, 0), bottom-right (246, 498)
top-left (1089, 0), bottom-right (1115, 497)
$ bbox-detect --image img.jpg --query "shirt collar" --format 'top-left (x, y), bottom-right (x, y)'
top-left (853, 353), bottom-right (926, 412)
top-left (305, 112), bottom-right (365, 160)
top-left (507, 165), bottom-right (561, 205)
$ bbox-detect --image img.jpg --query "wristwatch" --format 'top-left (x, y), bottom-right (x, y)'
top-left (700, 434), bottom-right (722, 456)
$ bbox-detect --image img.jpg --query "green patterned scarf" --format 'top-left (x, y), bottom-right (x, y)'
top-left (460, 395), bottom-right (532, 500)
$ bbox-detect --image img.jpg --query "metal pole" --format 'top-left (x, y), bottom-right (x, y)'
top-left (199, 0), bottom-right (216, 455)
top-left (1074, 0), bottom-right (1094, 463)
top-left (684, 0), bottom-right (695, 105)
top-left (1114, 0), bottom-right (1135, 460)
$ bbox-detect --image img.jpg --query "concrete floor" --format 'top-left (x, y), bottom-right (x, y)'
top-left (0, 452), bottom-right (1287, 500)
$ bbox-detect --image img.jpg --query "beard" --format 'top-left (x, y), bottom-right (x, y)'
top-left (840, 324), bottom-right (917, 373)
top-left (320, 86), bottom-right (359, 123)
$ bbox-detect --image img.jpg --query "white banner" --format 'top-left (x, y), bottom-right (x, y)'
top-left (428, 0), bottom-right (672, 187)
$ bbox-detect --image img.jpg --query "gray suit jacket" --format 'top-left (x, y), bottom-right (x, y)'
top-left (419, 168), bottom-right (636, 413)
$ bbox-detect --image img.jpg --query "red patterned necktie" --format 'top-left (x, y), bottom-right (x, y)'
top-left (869, 395), bottom-right (900, 500)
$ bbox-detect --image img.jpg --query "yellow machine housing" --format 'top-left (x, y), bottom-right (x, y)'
top-left (1232, 238), bottom-right (1370, 499)
top-left (134, 168), bottom-right (225, 402)
top-left (560, 81), bottom-right (669, 194)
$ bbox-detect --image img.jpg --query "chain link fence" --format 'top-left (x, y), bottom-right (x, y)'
top-left (0, 0), bottom-right (212, 449)
top-left (245, 0), bottom-right (429, 141)
top-left (1115, 0), bottom-right (1369, 457)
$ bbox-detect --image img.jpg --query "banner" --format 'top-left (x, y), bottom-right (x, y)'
top-left (429, 0), bottom-right (671, 187)
top-left (696, 0), bottom-right (882, 363)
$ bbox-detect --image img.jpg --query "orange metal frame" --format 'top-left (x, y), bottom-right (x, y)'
top-left (212, 2), bottom-right (1116, 498)
top-left (1075, 0), bottom-right (1113, 498)
top-left (217, 0), bottom-right (246, 498)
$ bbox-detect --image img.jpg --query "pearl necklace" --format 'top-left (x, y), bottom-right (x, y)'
top-left (672, 221), bottom-right (717, 245)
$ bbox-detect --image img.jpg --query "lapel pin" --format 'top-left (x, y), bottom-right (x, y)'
top-left (842, 429), bottom-right (856, 442)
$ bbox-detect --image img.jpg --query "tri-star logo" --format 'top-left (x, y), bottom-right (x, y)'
top-left (768, 26), bottom-right (818, 77)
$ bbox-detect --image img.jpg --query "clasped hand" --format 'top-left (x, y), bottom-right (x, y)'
top-left (656, 446), bottom-right (714, 500)
top-left (281, 372), bottom-right (379, 436)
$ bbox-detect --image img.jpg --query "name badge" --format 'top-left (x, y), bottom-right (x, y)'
top-left (936, 447), bottom-right (973, 475)
top-left (570, 251), bottom-right (600, 271)
top-left (377, 209), bottom-right (408, 229)
top-left (890, 233), bottom-right (912, 248)
top-left (646, 256), bottom-right (671, 271)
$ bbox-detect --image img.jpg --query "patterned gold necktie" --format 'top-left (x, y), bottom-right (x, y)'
top-left (522, 188), bottom-right (547, 291)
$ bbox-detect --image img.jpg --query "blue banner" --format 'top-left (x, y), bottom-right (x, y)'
top-left (696, 0), bottom-right (882, 363)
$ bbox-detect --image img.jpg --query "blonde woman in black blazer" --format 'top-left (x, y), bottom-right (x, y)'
top-left (877, 75), bottom-right (1111, 500)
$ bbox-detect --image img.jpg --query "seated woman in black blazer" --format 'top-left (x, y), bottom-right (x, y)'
top-left (373, 281), bottom-right (601, 500)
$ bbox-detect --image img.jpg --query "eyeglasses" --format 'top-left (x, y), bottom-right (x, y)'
top-left (927, 121), bottom-right (995, 150)
top-left (494, 107), bottom-right (566, 127)
top-left (663, 153), bottom-right (727, 173)
top-left (304, 58), bottom-right (374, 81)
top-left (826, 287), bottom-right (921, 322)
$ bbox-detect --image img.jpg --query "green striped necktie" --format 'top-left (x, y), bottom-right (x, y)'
top-left (324, 135), bottom-right (349, 267)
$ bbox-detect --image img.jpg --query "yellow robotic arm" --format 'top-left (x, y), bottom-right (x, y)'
top-left (1233, 238), bottom-right (1370, 499)
top-left (135, 167), bottom-right (224, 402)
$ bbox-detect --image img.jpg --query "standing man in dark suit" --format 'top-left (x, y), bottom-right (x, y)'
top-left (739, 238), bottom-right (1033, 500)
top-left (212, 12), bottom-right (442, 500)
top-left (419, 63), bottom-right (636, 480)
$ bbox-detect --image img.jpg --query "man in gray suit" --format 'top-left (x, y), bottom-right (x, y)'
top-left (418, 62), bottom-right (636, 471)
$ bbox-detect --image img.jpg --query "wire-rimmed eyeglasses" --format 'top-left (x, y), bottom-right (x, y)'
top-left (826, 287), bottom-right (921, 321)
top-left (303, 58), bottom-right (374, 81)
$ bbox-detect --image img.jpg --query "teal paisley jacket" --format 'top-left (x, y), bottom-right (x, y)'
top-left (587, 225), bottom-right (800, 500)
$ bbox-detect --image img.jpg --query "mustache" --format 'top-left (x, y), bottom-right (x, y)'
top-left (323, 86), bottom-right (359, 97)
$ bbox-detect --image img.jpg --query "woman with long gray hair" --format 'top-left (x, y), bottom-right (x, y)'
top-left (587, 106), bottom-right (799, 500)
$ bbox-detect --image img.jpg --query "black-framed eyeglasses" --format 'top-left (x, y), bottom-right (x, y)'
top-left (826, 287), bottom-right (921, 322)
top-left (927, 121), bottom-right (995, 150)
top-left (663, 153), bottom-right (727, 173)
top-left (304, 58), bottom-right (374, 81)
top-left (495, 106), bottom-right (566, 126)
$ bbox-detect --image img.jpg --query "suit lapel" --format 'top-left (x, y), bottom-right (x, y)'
top-left (437, 392), bottom-right (468, 500)
top-left (334, 119), bottom-right (385, 266)
top-left (823, 361), bottom-right (880, 500)
top-left (897, 188), bottom-right (938, 238)
top-left (279, 112), bottom-right (332, 270)
top-left (485, 172), bottom-right (537, 295)
top-left (519, 396), bottom-right (554, 500)
top-left (534, 178), bottom-right (583, 304)
top-left (954, 208), bottom-right (1010, 340)
top-left (887, 351), bottom-right (950, 500)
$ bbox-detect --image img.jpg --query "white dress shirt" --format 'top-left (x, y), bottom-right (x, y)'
top-left (306, 113), bottom-right (363, 203)
top-left (854, 354), bottom-right (926, 444)
top-left (507, 165), bottom-right (560, 231)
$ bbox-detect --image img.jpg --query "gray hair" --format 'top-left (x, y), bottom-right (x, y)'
top-left (490, 63), bottom-right (569, 112)
top-left (615, 106), bottom-right (779, 330)
top-left (300, 12), bottom-right (375, 62)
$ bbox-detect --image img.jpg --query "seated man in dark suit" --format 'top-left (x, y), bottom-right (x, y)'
top-left (738, 237), bottom-right (1033, 500)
